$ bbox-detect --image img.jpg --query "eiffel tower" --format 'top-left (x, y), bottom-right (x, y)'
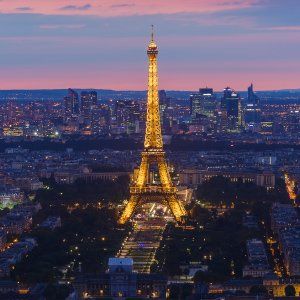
top-left (118, 28), bottom-right (187, 224)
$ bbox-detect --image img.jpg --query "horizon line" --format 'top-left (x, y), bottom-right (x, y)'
top-left (0, 87), bottom-right (300, 93)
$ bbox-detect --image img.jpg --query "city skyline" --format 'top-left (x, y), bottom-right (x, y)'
top-left (1, 0), bottom-right (300, 90)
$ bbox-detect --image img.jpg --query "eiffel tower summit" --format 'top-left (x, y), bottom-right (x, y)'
top-left (118, 28), bottom-right (187, 224)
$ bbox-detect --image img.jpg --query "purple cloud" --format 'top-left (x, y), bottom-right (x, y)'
top-left (60, 4), bottom-right (92, 11)
top-left (110, 3), bottom-right (136, 8)
top-left (16, 7), bottom-right (32, 11)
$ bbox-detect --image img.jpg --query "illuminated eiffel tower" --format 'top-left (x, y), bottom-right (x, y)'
top-left (118, 28), bottom-right (187, 224)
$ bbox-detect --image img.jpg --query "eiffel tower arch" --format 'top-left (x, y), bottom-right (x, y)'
top-left (118, 28), bottom-right (187, 224)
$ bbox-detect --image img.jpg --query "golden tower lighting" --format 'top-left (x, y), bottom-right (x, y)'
top-left (118, 27), bottom-right (187, 224)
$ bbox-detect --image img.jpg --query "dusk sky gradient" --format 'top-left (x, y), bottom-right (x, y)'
top-left (0, 0), bottom-right (300, 91)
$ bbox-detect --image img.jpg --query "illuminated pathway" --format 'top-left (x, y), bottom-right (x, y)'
top-left (117, 209), bottom-right (167, 273)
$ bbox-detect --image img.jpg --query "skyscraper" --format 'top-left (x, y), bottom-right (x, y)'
top-left (244, 84), bottom-right (261, 127)
top-left (190, 88), bottom-right (216, 120)
top-left (247, 83), bottom-right (259, 105)
top-left (63, 88), bottom-right (79, 121)
top-left (220, 87), bottom-right (243, 132)
top-left (190, 93), bottom-right (201, 120)
top-left (81, 91), bottom-right (97, 125)
top-left (199, 88), bottom-right (217, 118)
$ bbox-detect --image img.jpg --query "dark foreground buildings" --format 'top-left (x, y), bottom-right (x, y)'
top-left (73, 258), bottom-right (167, 299)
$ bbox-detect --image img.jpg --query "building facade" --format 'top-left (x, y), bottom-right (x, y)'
top-left (179, 169), bottom-right (275, 189)
top-left (220, 87), bottom-right (243, 132)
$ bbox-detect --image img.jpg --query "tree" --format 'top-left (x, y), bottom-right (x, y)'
top-left (285, 285), bottom-right (296, 297)
top-left (168, 285), bottom-right (180, 299)
top-left (190, 205), bottom-right (211, 225)
top-left (193, 270), bottom-right (227, 284)
top-left (180, 283), bottom-right (193, 299)
top-left (196, 176), bottom-right (235, 207)
top-left (249, 285), bottom-right (268, 296)
top-left (44, 284), bottom-right (72, 300)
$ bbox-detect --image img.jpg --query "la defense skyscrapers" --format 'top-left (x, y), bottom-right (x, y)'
top-left (189, 88), bottom-right (217, 133)
top-left (81, 91), bottom-right (98, 125)
top-left (244, 83), bottom-right (261, 130)
top-left (190, 88), bottom-right (217, 120)
top-left (220, 87), bottom-right (243, 133)
top-left (63, 88), bottom-right (80, 121)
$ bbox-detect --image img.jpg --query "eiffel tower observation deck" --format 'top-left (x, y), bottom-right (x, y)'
top-left (118, 28), bottom-right (187, 225)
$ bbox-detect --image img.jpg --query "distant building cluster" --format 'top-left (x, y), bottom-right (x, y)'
top-left (62, 89), bottom-right (110, 135)
top-left (0, 86), bottom-right (299, 142)
top-left (189, 85), bottom-right (259, 134)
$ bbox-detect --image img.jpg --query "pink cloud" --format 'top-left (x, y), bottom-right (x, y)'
top-left (1, 0), bottom-right (260, 16)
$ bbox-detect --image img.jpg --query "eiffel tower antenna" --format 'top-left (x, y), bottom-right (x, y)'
top-left (151, 24), bottom-right (154, 41)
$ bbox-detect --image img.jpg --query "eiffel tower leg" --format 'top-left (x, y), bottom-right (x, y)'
top-left (167, 194), bottom-right (187, 223)
top-left (157, 154), bottom-right (173, 188)
top-left (118, 195), bottom-right (139, 225)
top-left (136, 153), bottom-right (149, 187)
top-left (157, 156), bottom-right (187, 222)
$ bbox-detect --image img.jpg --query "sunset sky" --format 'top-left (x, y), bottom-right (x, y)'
top-left (0, 0), bottom-right (299, 91)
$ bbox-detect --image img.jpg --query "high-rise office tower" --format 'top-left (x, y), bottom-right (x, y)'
top-left (244, 83), bottom-right (261, 126)
top-left (81, 91), bottom-right (97, 125)
top-left (190, 87), bottom-right (216, 120)
top-left (247, 83), bottom-right (259, 105)
top-left (190, 88), bottom-right (217, 134)
top-left (199, 88), bottom-right (217, 117)
top-left (190, 93), bottom-right (201, 120)
top-left (63, 88), bottom-right (79, 121)
top-left (220, 87), bottom-right (243, 132)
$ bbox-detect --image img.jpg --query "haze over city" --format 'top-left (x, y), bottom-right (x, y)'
top-left (1, 0), bottom-right (300, 90)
